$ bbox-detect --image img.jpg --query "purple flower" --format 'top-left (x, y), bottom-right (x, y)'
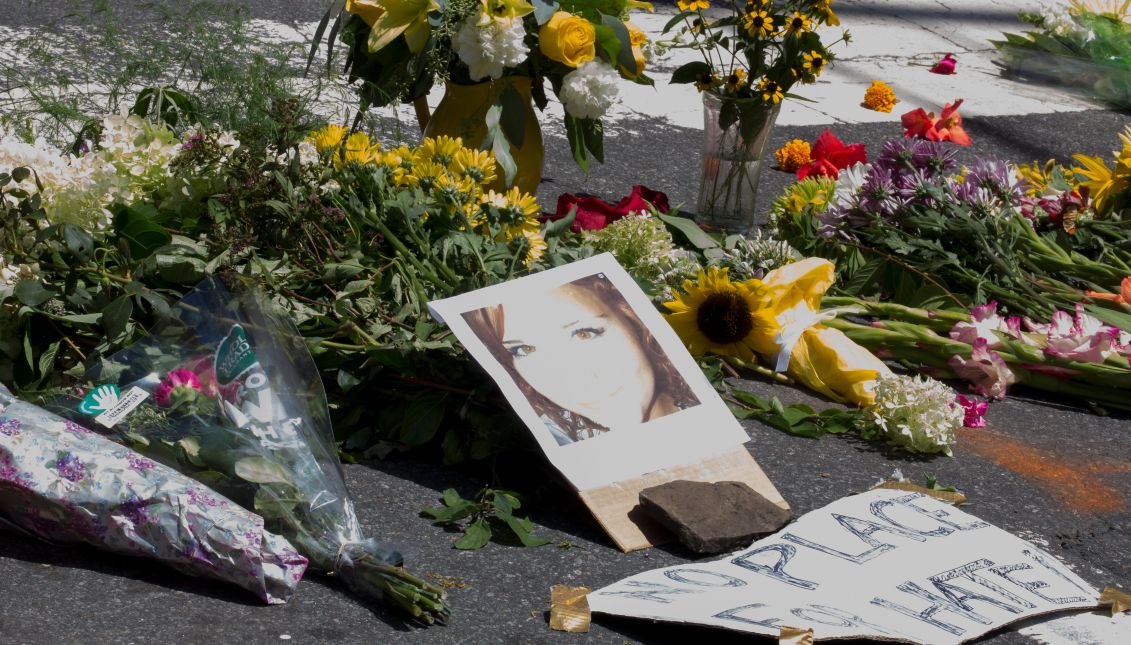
top-left (54, 453), bottom-right (87, 482)
top-left (874, 138), bottom-right (957, 178)
top-left (182, 133), bottom-right (205, 151)
top-left (0, 418), bottom-right (21, 436)
top-left (126, 452), bottom-right (157, 471)
top-left (955, 159), bottom-right (1027, 210)
top-left (860, 166), bottom-right (901, 216)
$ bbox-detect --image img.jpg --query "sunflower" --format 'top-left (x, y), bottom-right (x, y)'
top-left (757, 77), bottom-right (784, 103)
top-left (663, 267), bottom-right (765, 361)
top-left (724, 68), bottom-right (748, 94)
top-left (415, 135), bottom-right (463, 168)
top-left (307, 124), bottom-right (348, 153)
top-left (743, 10), bottom-right (775, 38)
top-left (453, 147), bottom-right (498, 186)
top-left (784, 11), bottom-right (812, 37)
top-left (802, 50), bottom-right (827, 77)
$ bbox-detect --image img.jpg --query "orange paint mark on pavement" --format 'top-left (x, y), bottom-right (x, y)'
top-left (958, 427), bottom-right (1127, 514)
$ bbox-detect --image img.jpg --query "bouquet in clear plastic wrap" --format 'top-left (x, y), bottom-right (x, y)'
top-left (0, 383), bottom-right (308, 603)
top-left (58, 276), bottom-right (449, 623)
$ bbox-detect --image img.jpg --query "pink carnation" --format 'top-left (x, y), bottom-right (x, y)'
top-left (154, 368), bottom-right (203, 408)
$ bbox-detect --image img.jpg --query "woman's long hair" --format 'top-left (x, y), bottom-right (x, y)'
top-left (462, 274), bottom-right (699, 443)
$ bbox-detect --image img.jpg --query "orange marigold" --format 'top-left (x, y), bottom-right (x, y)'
top-left (863, 80), bottom-right (898, 113)
top-left (774, 139), bottom-right (812, 172)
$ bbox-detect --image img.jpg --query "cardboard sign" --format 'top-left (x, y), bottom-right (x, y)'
top-left (429, 254), bottom-right (785, 551)
top-left (589, 489), bottom-right (1099, 643)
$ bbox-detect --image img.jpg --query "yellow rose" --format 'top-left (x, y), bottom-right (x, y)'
top-left (345, 0), bottom-right (385, 27)
top-left (539, 12), bottom-right (596, 68)
top-left (621, 20), bottom-right (647, 78)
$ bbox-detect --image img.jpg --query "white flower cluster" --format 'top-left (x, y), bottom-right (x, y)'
top-left (559, 59), bottom-right (620, 120)
top-left (1041, 4), bottom-right (1087, 38)
top-left (868, 374), bottom-right (963, 456)
top-left (1, 114), bottom-right (182, 229)
top-left (455, 12), bottom-right (529, 82)
top-left (708, 229), bottom-right (800, 281)
top-left (588, 211), bottom-right (677, 281)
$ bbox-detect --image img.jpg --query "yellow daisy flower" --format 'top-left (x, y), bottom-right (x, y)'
top-left (695, 72), bottom-right (722, 92)
top-left (774, 139), bottom-right (812, 172)
top-left (757, 77), bottom-right (784, 103)
top-left (415, 135), bottom-right (464, 168)
top-left (663, 267), bottom-right (765, 362)
top-left (406, 160), bottom-right (447, 192)
top-left (1073, 154), bottom-right (1129, 213)
top-left (453, 147), bottom-right (498, 186)
top-left (519, 226), bottom-right (547, 263)
top-left (812, 0), bottom-right (840, 26)
top-left (862, 80), bottom-right (898, 113)
top-left (724, 68), bottom-right (748, 94)
top-left (338, 131), bottom-right (381, 167)
top-left (743, 10), bottom-right (775, 38)
top-left (307, 124), bottom-right (349, 153)
top-left (677, 0), bottom-right (710, 11)
top-left (802, 50), bottom-right (827, 77)
top-left (784, 11), bottom-right (812, 37)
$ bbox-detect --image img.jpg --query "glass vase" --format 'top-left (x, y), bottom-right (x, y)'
top-left (695, 92), bottom-right (782, 234)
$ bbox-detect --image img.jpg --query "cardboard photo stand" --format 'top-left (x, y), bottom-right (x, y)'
top-left (429, 254), bottom-right (786, 552)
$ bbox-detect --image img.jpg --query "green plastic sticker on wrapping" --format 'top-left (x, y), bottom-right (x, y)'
top-left (215, 324), bottom-right (257, 385)
top-left (78, 384), bottom-right (121, 414)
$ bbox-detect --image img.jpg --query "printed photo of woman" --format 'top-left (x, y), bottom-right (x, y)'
top-left (462, 273), bottom-right (700, 446)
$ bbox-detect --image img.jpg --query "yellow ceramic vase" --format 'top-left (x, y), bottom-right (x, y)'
top-left (422, 76), bottom-right (544, 194)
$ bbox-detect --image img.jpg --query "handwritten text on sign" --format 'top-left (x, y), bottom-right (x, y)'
top-left (589, 490), bottom-right (1097, 644)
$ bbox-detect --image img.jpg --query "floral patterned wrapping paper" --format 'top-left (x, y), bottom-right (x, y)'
top-left (0, 383), bottom-right (308, 604)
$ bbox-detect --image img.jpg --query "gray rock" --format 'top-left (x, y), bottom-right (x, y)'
top-left (639, 480), bottom-right (793, 555)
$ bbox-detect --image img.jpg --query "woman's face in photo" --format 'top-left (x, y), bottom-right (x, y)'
top-left (500, 283), bottom-right (656, 430)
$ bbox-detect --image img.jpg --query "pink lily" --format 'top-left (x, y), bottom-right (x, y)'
top-left (948, 338), bottom-right (1017, 400)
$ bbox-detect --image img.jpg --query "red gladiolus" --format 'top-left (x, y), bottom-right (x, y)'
top-left (795, 130), bottom-right (867, 180)
top-left (930, 53), bottom-right (957, 75)
top-left (541, 185), bottom-right (671, 232)
top-left (900, 99), bottom-right (972, 146)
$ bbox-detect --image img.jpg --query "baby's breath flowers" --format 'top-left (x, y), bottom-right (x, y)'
top-left (775, 139), bottom-right (812, 172)
top-left (868, 374), bottom-right (963, 455)
top-left (586, 210), bottom-right (677, 281)
top-left (863, 80), bottom-right (899, 113)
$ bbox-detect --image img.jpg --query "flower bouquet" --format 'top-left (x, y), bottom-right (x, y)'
top-left (57, 276), bottom-right (449, 623)
top-left (0, 383), bottom-right (308, 603)
top-left (662, 0), bottom-right (847, 229)
top-left (329, 0), bottom-right (655, 183)
top-left (993, 1), bottom-right (1131, 108)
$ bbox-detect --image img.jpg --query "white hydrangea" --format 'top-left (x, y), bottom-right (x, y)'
top-left (868, 374), bottom-right (963, 456)
top-left (455, 12), bottom-right (529, 81)
top-left (0, 127), bottom-right (70, 206)
top-left (559, 59), bottom-right (620, 120)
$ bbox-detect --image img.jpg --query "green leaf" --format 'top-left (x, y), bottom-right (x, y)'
top-left (564, 114), bottom-right (590, 172)
top-left (114, 204), bottom-right (172, 259)
top-left (600, 14), bottom-right (637, 75)
top-left (102, 295), bottom-right (133, 339)
top-left (657, 211), bottom-right (718, 249)
top-left (454, 519), bottom-right (492, 550)
top-left (62, 224), bottom-right (94, 261)
top-left (13, 280), bottom-right (54, 307)
top-left (234, 456), bottom-right (292, 484)
top-left (671, 60), bottom-right (711, 84)
top-left (542, 205), bottom-right (577, 239)
top-left (442, 488), bottom-right (463, 508)
top-left (499, 85), bottom-right (527, 149)
top-left (1084, 304), bottom-right (1131, 331)
top-left (499, 514), bottom-right (551, 547)
top-left (156, 254), bottom-right (207, 284)
top-left (336, 369), bottom-right (361, 392)
top-left (399, 390), bottom-right (447, 446)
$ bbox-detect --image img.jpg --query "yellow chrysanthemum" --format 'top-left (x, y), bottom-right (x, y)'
top-left (415, 135), bottom-right (463, 168)
top-left (1073, 154), bottom-right (1129, 213)
top-left (307, 124), bottom-right (349, 153)
top-left (775, 139), bottom-right (812, 172)
top-left (862, 80), bottom-right (898, 113)
top-left (406, 160), bottom-right (447, 192)
top-left (338, 131), bottom-right (381, 167)
top-left (757, 77), bottom-right (784, 103)
top-left (453, 147), bottom-right (498, 186)
top-left (802, 50), bottom-right (827, 77)
top-left (1016, 159), bottom-right (1067, 196)
top-left (677, 0), bottom-right (710, 11)
top-left (663, 267), bottom-right (765, 362)
top-left (783, 11), bottom-right (812, 37)
top-left (724, 68), bottom-right (748, 94)
top-left (743, 10), bottom-right (775, 38)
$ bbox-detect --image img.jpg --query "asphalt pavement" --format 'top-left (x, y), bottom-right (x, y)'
top-left (2, 1), bottom-right (1131, 644)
